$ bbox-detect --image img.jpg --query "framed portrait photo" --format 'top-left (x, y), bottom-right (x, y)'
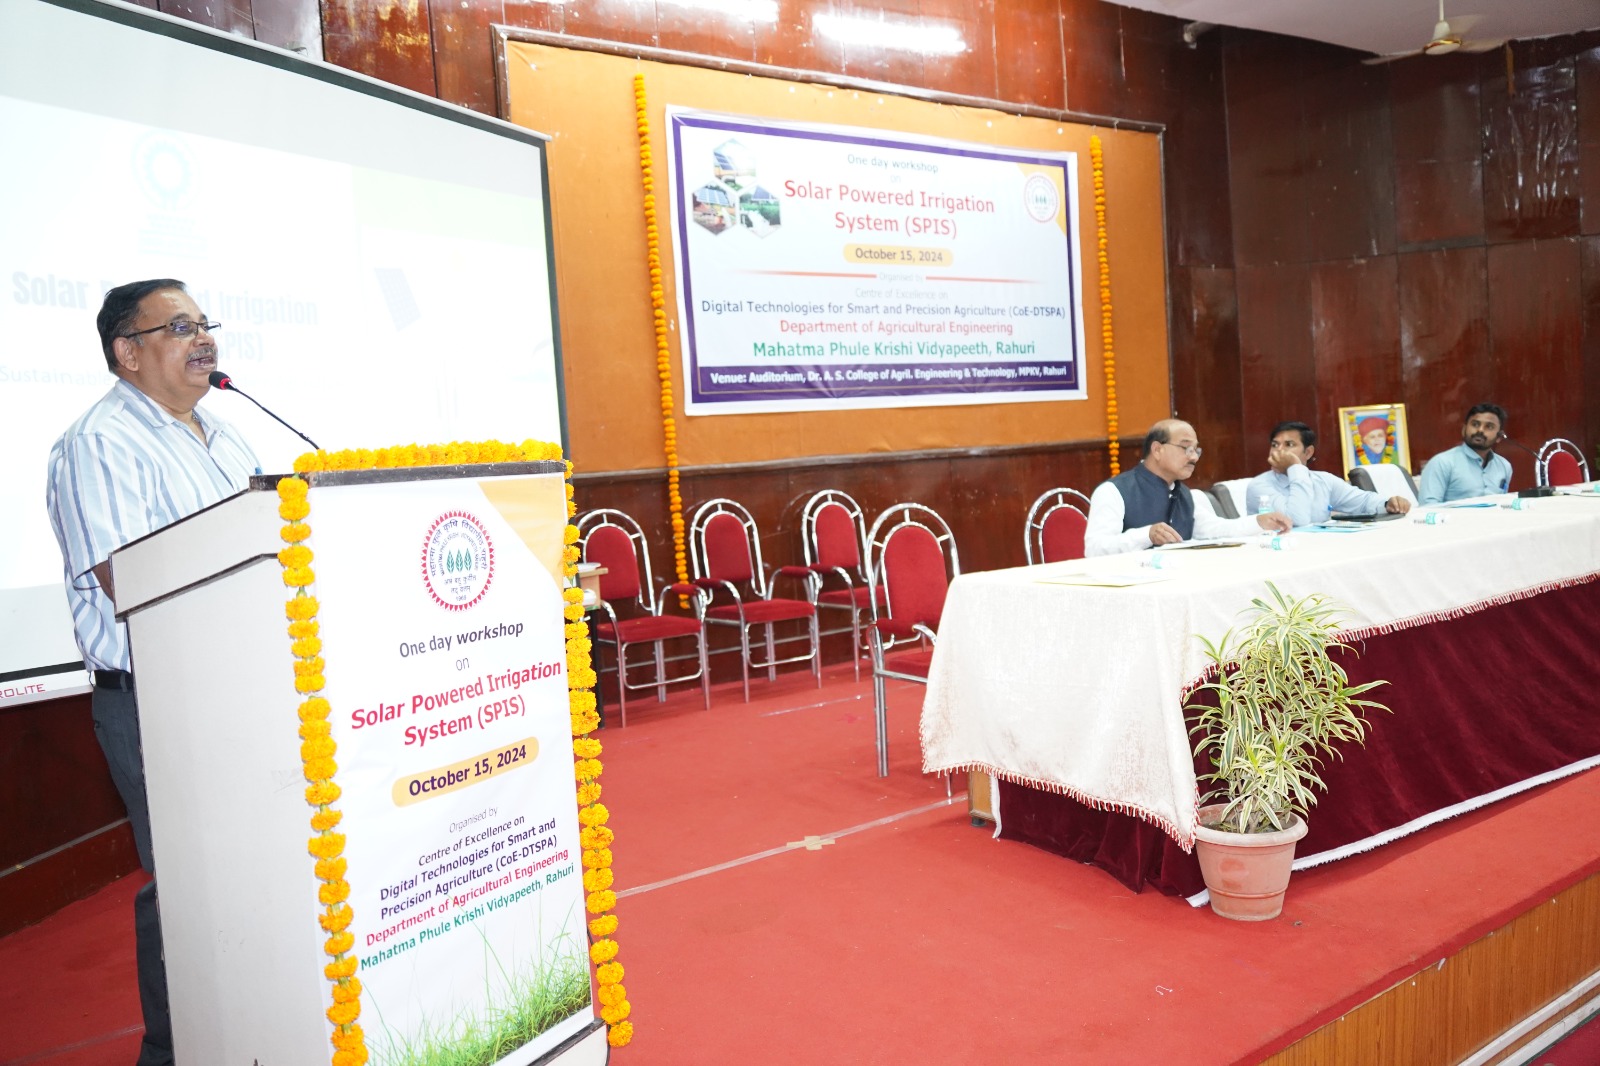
top-left (1337, 403), bottom-right (1411, 476)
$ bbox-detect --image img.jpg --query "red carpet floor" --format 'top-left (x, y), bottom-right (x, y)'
top-left (5, 663), bottom-right (1600, 1064)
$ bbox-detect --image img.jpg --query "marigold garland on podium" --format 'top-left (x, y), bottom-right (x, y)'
top-left (111, 441), bottom-right (628, 1065)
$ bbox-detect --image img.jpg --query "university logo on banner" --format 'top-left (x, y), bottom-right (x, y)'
top-left (421, 511), bottom-right (496, 610)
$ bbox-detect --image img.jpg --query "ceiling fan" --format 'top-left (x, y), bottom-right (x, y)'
top-left (1362, 0), bottom-right (1505, 65)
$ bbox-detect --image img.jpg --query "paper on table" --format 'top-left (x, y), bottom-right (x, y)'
top-left (1151, 538), bottom-right (1249, 551)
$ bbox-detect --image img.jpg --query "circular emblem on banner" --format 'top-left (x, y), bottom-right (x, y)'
top-left (1023, 174), bottom-right (1059, 223)
top-left (132, 132), bottom-right (196, 212)
top-left (420, 511), bottom-right (495, 611)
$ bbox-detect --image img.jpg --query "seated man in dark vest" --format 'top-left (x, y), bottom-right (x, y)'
top-left (1085, 418), bottom-right (1290, 556)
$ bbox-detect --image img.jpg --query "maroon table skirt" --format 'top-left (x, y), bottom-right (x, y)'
top-left (997, 577), bottom-right (1600, 897)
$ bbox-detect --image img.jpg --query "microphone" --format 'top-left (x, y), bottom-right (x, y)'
top-left (1495, 434), bottom-right (1555, 498)
top-left (1497, 433), bottom-right (1538, 459)
top-left (208, 370), bottom-right (321, 451)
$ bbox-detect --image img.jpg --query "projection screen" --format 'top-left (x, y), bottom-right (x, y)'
top-left (0, 0), bottom-right (566, 706)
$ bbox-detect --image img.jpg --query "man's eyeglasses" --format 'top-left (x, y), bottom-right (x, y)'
top-left (122, 319), bottom-right (221, 340)
top-left (1162, 441), bottom-right (1203, 458)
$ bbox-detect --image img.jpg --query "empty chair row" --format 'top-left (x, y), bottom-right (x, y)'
top-left (579, 500), bottom-right (820, 724)
top-left (577, 494), bottom-right (962, 747)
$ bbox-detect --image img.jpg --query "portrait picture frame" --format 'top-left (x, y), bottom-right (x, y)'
top-left (1337, 403), bottom-right (1411, 476)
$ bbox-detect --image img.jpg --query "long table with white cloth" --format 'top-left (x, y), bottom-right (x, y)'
top-left (920, 492), bottom-right (1600, 899)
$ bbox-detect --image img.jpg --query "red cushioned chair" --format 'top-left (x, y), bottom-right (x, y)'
top-left (578, 509), bottom-right (710, 726)
top-left (865, 503), bottom-right (959, 779)
top-left (1024, 487), bottom-right (1091, 564)
top-left (688, 498), bottom-right (822, 702)
top-left (1537, 438), bottom-right (1590, 487)
top-left (800, 489), bottom-right (881, 680)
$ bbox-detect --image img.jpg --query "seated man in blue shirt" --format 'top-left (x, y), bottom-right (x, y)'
top-left (1245, 421), bottom-right (1410, 526)
top-left (1418, 403), bottom-right (1513, 504)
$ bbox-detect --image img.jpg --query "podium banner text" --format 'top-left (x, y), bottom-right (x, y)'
top-left (310, 474), bottom-right (591, 1065)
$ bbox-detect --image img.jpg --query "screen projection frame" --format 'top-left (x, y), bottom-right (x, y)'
top-left (0, 0), bottom-right (568, 706)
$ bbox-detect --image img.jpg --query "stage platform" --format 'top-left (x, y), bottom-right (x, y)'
top-left (4, 666), bottom-right (1600, 1064)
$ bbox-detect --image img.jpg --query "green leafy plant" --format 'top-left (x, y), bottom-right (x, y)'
top-left (1187, 582), bottom-right (1389, 834)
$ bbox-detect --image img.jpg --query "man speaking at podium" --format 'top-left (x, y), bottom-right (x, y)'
top-left (45, 279), bottom-right (260, 1066)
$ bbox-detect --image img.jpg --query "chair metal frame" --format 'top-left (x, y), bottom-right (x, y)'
top-left (865, 503), bottom-right (959, 779)
top-left (1208, 478), bottom-right (1251, 520)
top-left (688, 497), bottom-right (822, 702)
top-left (799, 488), bottom-right (876, 680)
top-left (1536, 438), bottom-right (1590, 487)
top-left (577, 508), bottom-right (710, 725)
top-left (1024, 487), bottom-right (1092, 565)
top-left (1348, 462), bottom-right (1419, 505)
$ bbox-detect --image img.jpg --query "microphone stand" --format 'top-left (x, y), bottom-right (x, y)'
top-left (1498, 435), bottom-right (1553, 497)
top-left (208, 372), bottom-right (321, 451)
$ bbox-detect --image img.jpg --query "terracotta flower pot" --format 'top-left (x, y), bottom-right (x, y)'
top-left (1192, 803), bottom-right (1308, 921)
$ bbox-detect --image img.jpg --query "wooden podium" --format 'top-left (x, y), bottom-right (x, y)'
top-left (114, 465), bottom-right (608, 1066)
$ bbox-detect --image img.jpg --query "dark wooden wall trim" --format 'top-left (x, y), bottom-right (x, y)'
top-left (0, 695), bottom-right (140, 936)
top-left (576, 438), bottom-right (1138, 581)
top-left (576, 437), bottom-right (1142, 690)
top-left (491, 26), bottom-right (1166, 133)
top-left (574, 437), bottom-right (1142, 486)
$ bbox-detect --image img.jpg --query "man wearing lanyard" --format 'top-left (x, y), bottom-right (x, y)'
top-left (46, 279), bottom-right (261, 1066)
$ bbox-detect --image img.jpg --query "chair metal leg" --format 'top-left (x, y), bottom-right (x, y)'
top-left (737, 622), bottom-right (752, 703)
top-left (810, 613), bottom-right (822, 688)
top-left (654, 642), bottom-right (668, 703)
top-left (764, 623), bottom-right (778, 682)
top-left (872, 669), bottom-right (889, 777)
top-left (848, 610), bottom-right (861, 682)
top-left (697, 632), bottom-right (711, 710)
top-left (614, 641), bottom-right (629, 727)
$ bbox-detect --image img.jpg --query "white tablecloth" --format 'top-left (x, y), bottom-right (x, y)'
top-left (919, 494), bottom-right (1600, 847)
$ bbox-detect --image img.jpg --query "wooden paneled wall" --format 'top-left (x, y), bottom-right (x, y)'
top-left (1226, 30), bottom-right (1600, 487)
top-left (1263, 871), bottom-right (1600, 1065)
top-left (0, 694), bottom-right (139, 938)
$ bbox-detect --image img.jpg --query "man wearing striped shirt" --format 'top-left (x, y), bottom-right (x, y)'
top-left (46, 279), bottom-right (260, 1066)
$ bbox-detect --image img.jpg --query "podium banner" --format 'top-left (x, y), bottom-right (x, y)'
top-left (667, 108), bottom-right (1087, 415)
top-left (308, 472), bottom-right (592, 1064)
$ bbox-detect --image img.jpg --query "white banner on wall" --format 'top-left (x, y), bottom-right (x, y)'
top-left (666, 108), bottom-right (1087, 415)
top-left (309, 472), bottom-right (591, 1064)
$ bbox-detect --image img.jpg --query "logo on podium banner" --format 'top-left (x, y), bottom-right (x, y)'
top-left (420, 510), bottom-right (495, 610)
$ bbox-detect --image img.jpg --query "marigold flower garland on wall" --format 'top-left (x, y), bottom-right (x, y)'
top-left (634, 73), bottom-right (689, 589)
top-left (280, 439), bottom-right (632, 1052)
top-left (1090, 135), bottom-right (1120, 477)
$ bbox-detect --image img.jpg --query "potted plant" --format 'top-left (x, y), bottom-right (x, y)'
top-left (1186, 582), bottom-right (1389, 920)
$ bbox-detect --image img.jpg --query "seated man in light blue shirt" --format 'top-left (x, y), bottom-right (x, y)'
top-left (1245, 421), bottom-right (1411, 526)
top-left (1418, 403), bottom-right (1514, 504)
